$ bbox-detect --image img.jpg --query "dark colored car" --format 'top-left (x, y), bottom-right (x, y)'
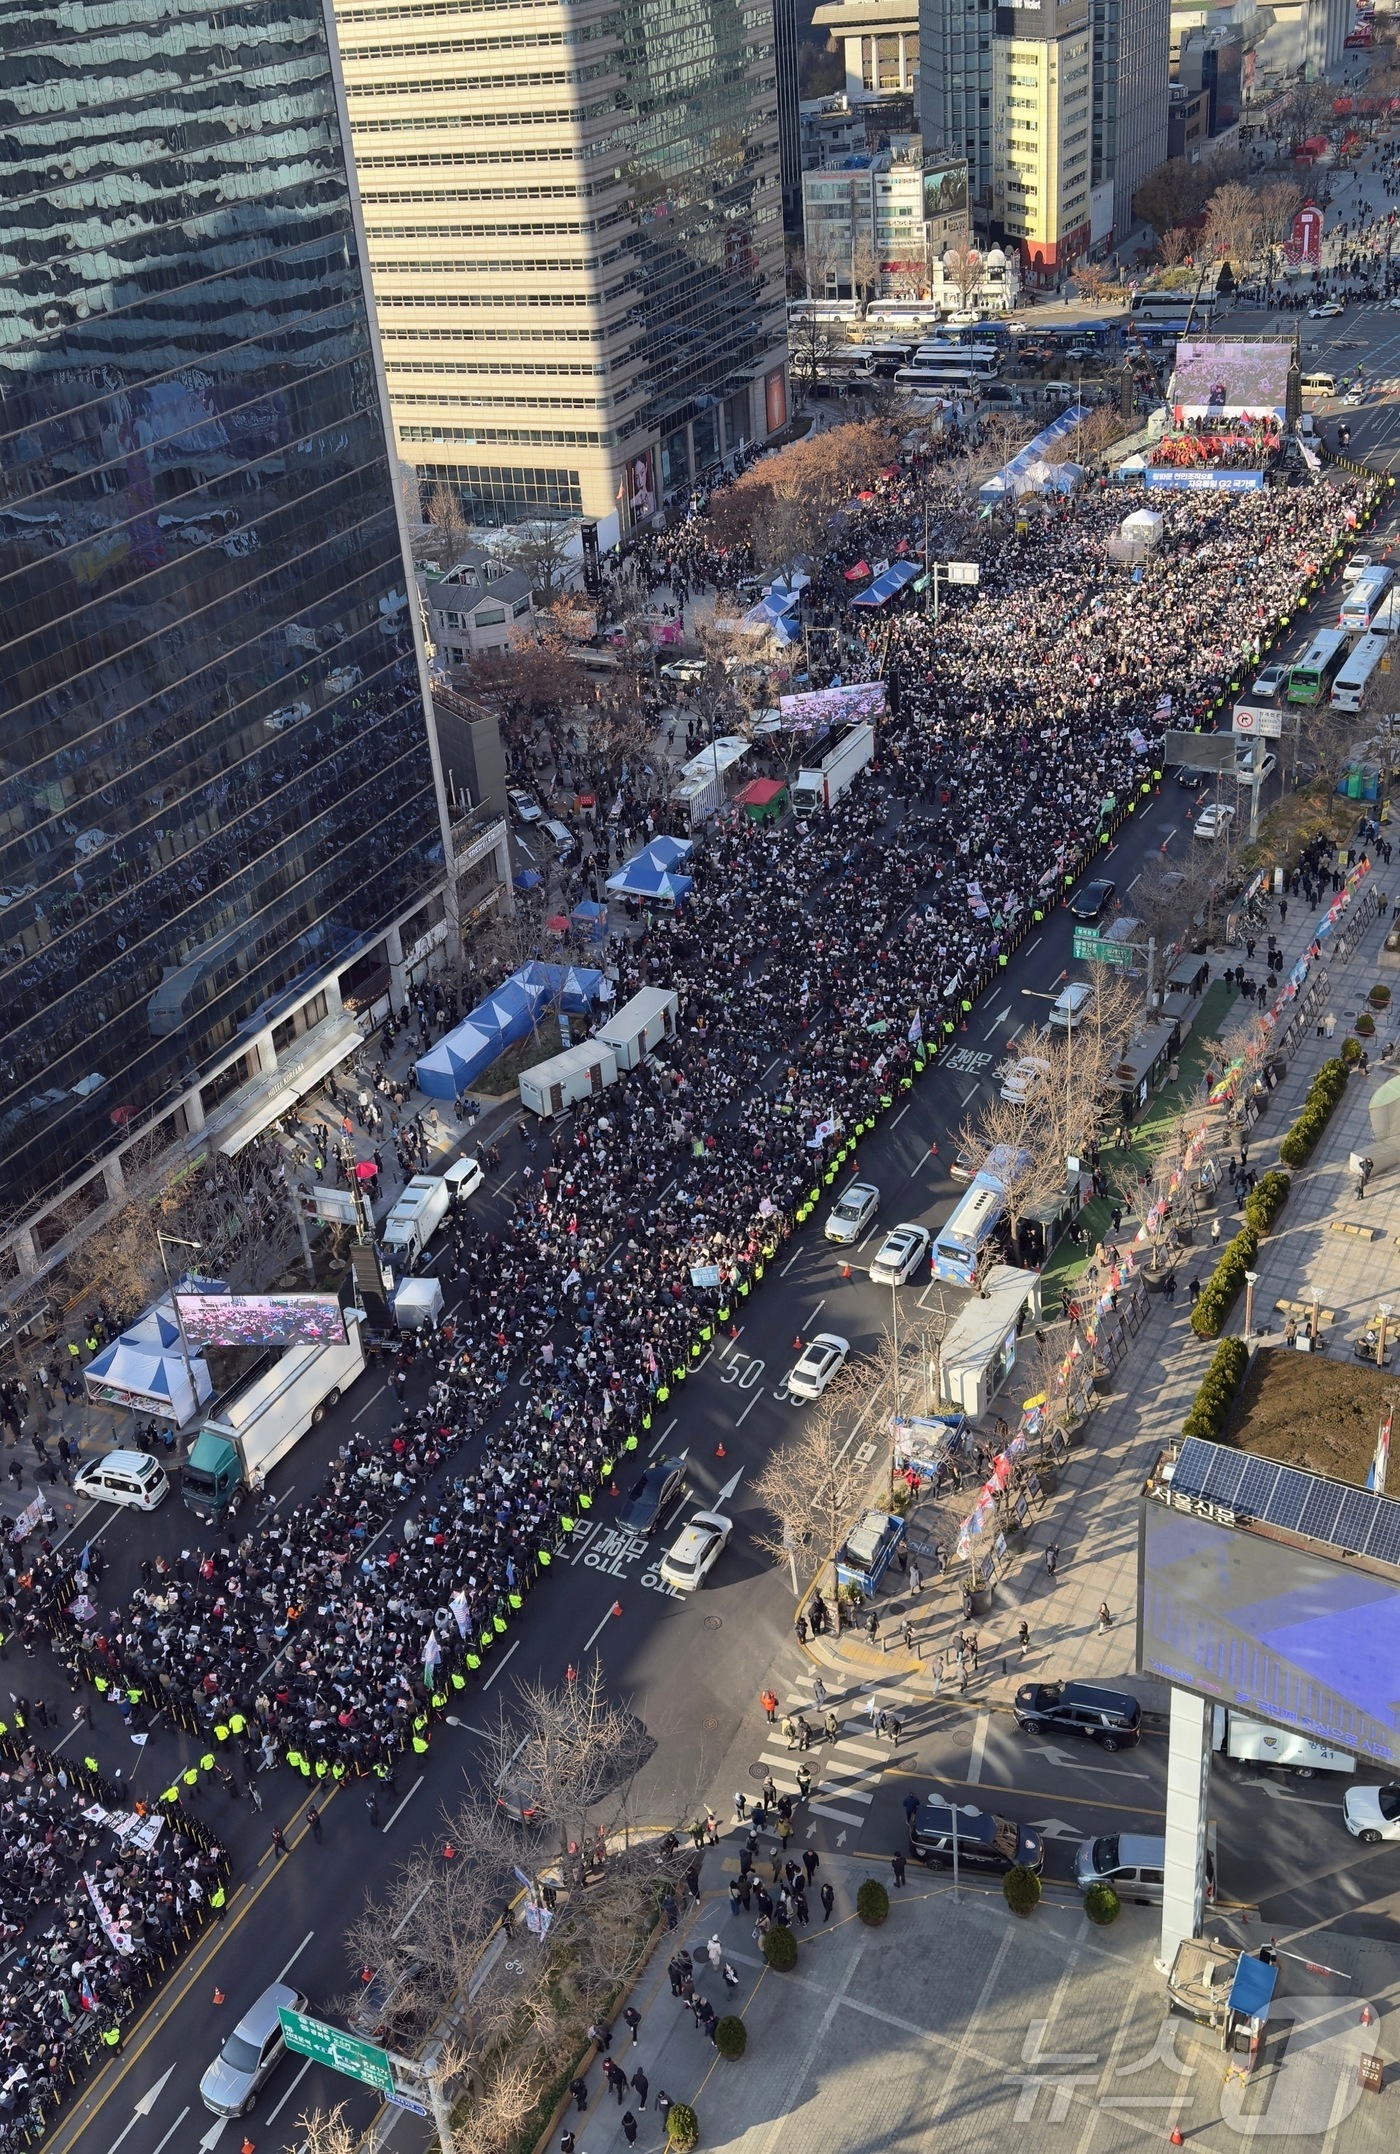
top-left (1068, 878), bottom-right (1115, 922)
top-left (1013, 1680), bottom-right (1142, 1751)
top-left (617, 1457), bottom-right (687, 1535)
top-left (908, 1803), bottom-right (1044, 1874)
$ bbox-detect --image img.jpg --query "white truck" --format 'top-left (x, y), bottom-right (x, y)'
top-left (790, 722), bottom-right (876, 816)
top-left (181, 1326), bottom-right (366, 1525)
top-left (1211, 1706), bottom-right (1355, 1777)
top-left (382, 1173), bottom-right (452, 1262)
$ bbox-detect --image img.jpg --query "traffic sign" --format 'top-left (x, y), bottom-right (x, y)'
top-left (1232, 702), bottom-right (1284, 738)
top-left (1071, 928), bottom-right (1135, 967)
top-left (278, 2009), bottom-right (394, 2095)
top-left (386, 2091), bottom-right (429, 2115)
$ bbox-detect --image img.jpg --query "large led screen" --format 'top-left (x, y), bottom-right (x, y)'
top-left (1171, 340), bottom-right (1292, 420)
top-left (176, 1292), bottom-right (347, 1349)
top-left (778, 682), bottom-right (886, 732)
top-left (1139, 1499), bottom-right (1400, 1764)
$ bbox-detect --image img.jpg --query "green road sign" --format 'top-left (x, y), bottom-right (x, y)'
top-left (1072, 928), bottom-right (1135, 967)
top-left (279, 2008), bottom-right (394, 2095)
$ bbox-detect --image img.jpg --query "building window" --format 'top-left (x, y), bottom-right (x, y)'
top-left (474, 606), bottom-right (509, 626)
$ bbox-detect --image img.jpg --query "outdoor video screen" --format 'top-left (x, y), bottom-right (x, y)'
top-left (176, 1292), bottom-right (347, 1349)
top-left (1172, 340), bottom-right (1293, 420)
top-left (1139, 1500), bottom-right (1400, 1763)
top-left (778, 682), bottom-right (886, 733)
top-left (923, 158), bottom-right (969, 222)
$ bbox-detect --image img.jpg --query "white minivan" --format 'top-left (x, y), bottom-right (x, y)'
top-left (1048, 982), bottom-right (1094, 1031)
top-left (73, 1449), bottom-right (170, 1512)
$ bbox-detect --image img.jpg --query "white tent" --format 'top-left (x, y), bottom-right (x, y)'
top-left (84, 1301), bottom-right (212, 1425)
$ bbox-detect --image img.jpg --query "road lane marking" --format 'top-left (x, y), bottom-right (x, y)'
top-left (263, 2058), bottom-right (313, 2128)
top-left (148, 2109), bottom-right (189, 2154)
top-left (968, 1711), bottom-right (989, 1785)
top-left (382, 1778), bottom-right (423, 1833)
top-left (482, 1638), bottom-right (521, 1690)
top-left (583, 1605), bottom-right (616, 1654)
top-left (277, 1930), bottom-right (315, 1981)
top-left (805, 1300), bottom-right (826, 1326)
top-left (735, 1388), bottom-right (765, 1426)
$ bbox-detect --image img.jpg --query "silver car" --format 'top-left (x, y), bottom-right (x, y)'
top-left (199, 1982), bottom-right (307, 2116)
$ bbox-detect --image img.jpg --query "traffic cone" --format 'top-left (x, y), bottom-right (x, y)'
top-left (212, 1987), bottom-right (226, 2005)
top-left (566, 1664), bottom-right (576, 1682)
top-left (361, 1967), bottom-right (373, 1984)
top-left (443, 1843), bottom-right (456, 1860)
top-left (610, 1481), bottom-right (619, 1496)
top-left (1169, 2130), bottom-right (1184, 2147)
top-left (793, 1334), bottom-right (803, 1350)
top-left (610, 1601), bottom-right (622, 1618)
top-left (242, 2136), bottom-right (256, 2154)
top-left (840, 1263), bottom-right (851, 1279)
top-left (729, 1322), bottom-right (738, 1337)
top-left (716, 1442), bottom-right (726, 1458)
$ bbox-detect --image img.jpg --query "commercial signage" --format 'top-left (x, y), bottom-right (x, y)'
top-left (1143, 468), bottom-right (1266, 493)
top-left (1232, 703), bottom-right (1284, 738)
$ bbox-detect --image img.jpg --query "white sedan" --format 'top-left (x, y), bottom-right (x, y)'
top-left (1309, 300), bottom-right (1344, 318)
top-left (786, 1332), bottom-right (851, 1401)
top-left (824, 1180), bottom-right (879, 1244)
top-left (1193, 803), bottom-right (1236, 842)
top-left (999, 1054), bottom-right (1049, 1104)
top-left (1342, 1782), bottom-right (1400, 1844)
top-left (658, 1510), bottom-right (733, 1591)
top-left (869, 1224), bottom-right (931, 1285)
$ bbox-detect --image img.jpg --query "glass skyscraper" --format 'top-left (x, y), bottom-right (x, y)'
top-left (0, 0), bottom-right (455, 1254)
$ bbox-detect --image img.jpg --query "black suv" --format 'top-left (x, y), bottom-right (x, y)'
top-left (1013, 1680), bottom-right (1142, 1751)
top-left (908, 1803), bottom-right (1043, 1874)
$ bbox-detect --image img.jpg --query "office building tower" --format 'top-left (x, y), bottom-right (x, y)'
top-left (336, 0), bottom-right (789, 529)
top-left (991, 0), bottom-right (1093, 273)
top-left (1093, 0), bottom-right (1168, 245)
top-left (0, 0), bottom-right (507, 1294)
top-left (920, 0), bottom-right (995, 213)
top-left (774, 0), bottom-right (804, 233)
top-left (814, 0), bottom-right (921, 100)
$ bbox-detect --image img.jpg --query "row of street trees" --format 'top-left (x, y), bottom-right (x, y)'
top-left (1132, 162), bottom-right (1309, 281)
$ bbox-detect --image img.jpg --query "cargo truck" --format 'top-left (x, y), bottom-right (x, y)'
top-left (381, 1173), bottom-right (452, 1262)
top-left (789, 722), bottom-right (875, 815)
top-left (181, 1326), bottom-right (366, 1523)
top-left (1211, 1706), bottom-right (1354, 1777)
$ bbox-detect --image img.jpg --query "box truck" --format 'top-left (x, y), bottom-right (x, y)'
top-left (790, 723), bottom-right (875, 815)
top-left (596, 986), bottom-right (679, 1071)
top-left (181, 1326), bottom-right (366, 1523)
top-left (381, 1173), bottom-right (452, 1262)
top-left (519, 1039), bottom-right (618, 1118)
top-left (1211, 1706), bottom-right (1354, 1777)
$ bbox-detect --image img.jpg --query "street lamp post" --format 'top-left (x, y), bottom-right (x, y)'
top-left (924, 557), bottom-right (980, 622)
top-left (1244, 1268), bottom-right (1260, 1341)
top-left (155, 1231), bottom-right (202, 1447)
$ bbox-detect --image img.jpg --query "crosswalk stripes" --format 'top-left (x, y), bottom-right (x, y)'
top-left (737, 1657), bottom-right (913, 1830)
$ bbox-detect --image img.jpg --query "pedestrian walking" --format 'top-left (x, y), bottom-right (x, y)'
top-left (1097, 1602), bottom-right (1113, 1633)
top-left (305, 1803), bottom-right (322, 1843)
top-left (569, 2079), bottom-right (588, 2114)
top-left (630, 2067), bottom-right (648, 2108)
top-left (908, 1560), bottom-right (922, 1595)
top-left (811, 1675), bottom-right (826, 1709)
top-left (1017, 1619), bottom-right (1030, 1655)
top-left (733, 1789), bottom-right (747, 1822)
top-left (621, 2112), bottom-right (637, 2145)
top-left (656, 2093), bottom-right (672, 2129)
top-left (590, 2019), bottom-right (613, 2053)
top-left (891, 1850), bottom-right (907, 1888)
top-left (623, 2006), bottom-right (641, 2045)
top-left (365, 1792), bottom-right (381, 1828)
top-left (760, 1687), bottom-right (778, 1723)
top-left (820, 1881), bottom-right (835, 1921)
top-left (270, 1824), bottom-right (288, 1858)
top-left (803, 1847), bottom-right (819, 1883)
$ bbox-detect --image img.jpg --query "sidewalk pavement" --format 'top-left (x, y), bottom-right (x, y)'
top-left (800, 862), bottom-right (1400, 1714)
top-left (564, 1850), bottom-right (1400, 2154)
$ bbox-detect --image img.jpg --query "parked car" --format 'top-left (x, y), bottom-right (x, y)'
top-left (72, 1449), bottom-right (170, 1513)
top-left (508, 787), bottom-right (543, 824)
top-left (1342, 1782), bottom-right (1400, 1844)
top-left (1250, 662), bottom-right (1287, 699)
top-left (1073, 1833), bottom-right (1167, 1903)
top-left (999, 1054), bottom-right (1049, 1104)
top-left (1012, 1680), bottom-right (1142, 1751)
top-left (824, 1180), bottom-right (879, 1245)
top-left (199, 1982), bottom-right (307, 2116)
top-left (869, 1224), bottom-right (930, 1285)
top-left (786, 1332), bottom-right (851, 1401)
top-left (909, 1802), bottom-right (1044, 1874)
top-left (1048, 982), bottom-right (1094, 1031)
top-left (660, 658), bottom-right (708, 683)
top-left (616, 1457), bottom-right (687, 1535)
top-left (658, 1510), bottom-right (733, 1591)
top-left (1193, 803), bottom-right (1236, 842)
top-left (1068, 878), bottom-right (1115, 922)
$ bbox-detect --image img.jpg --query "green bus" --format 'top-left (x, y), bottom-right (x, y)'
top-left (1287, 627), bottom-right (1351, 706)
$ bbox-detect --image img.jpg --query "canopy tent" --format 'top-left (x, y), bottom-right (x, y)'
top-left (513, 869), bottom-right (542, 891)
top-left (637, 834), bottom-right (692, 870)
top-left (980, 405), bottom-right (1091, 501)
top-left (517, 960), bottom-right (604, 1011)
top-left (571, 899), bottom-right (607, 923)
top-left (734, 776), bottom-right (788, 823)
top-left (571, 900), bottom-right (608, 941)
top-left (84, 1302), bottom-right (212, 1426)
top-left (850, 560), bottom-right (921, 608)
top-left (416, 967), bottom-right (553, 1097)
top-left (605, 859), bottom-right (694, 902)
top-left (739, 592), bottom-right (800, 645)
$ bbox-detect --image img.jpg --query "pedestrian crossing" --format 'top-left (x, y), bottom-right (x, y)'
top-left (741, 1659), bottom-right (916, 1831)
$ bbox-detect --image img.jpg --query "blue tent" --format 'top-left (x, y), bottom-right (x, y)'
top-left (415, 1018), bottom-right (502, 1098)
top-left (636, 834), bottom-right (692, 871)
top-left (606, 860), bottom-right (694, 902)
top-left (517, 960), bottom-right (604, 1012)
top-left (851, 560), bottom-right (920, 609)
top-left (513, 869), bottom-right (542, 891)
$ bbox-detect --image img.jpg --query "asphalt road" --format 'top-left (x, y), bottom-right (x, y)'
top-left (36, 560), bottom-right (1400, 2154)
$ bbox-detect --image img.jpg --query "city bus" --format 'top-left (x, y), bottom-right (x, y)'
top-left (930, 1173), bottom-right (1007, 1286)
top-left (896, 364), bottom-right (992, 395)
top-left (914, 341), bottom-right (1000, 373)
top-left (1288, 627), bottom-right (1352, 705)
top-left (1339, 565), bottom-right (1395, 633)
top-left (1127, 288), bottom-right (1216, 326)
top-left (1331, 632), bottom-right (1389, 712)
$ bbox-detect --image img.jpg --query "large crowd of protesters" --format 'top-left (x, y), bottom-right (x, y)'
top-left (17, 454), bottom-right (1381, 1859)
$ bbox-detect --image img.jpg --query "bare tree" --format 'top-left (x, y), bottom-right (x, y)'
top-left (1159, 226), bottom-right (1194, 269)
top-left (748, 1371), bottom-right (869, 1597)
top-left (497, 518), bottom-right (576, 607)
top-left (942, 242), bottom-right (982, 315)
top-left (1203, 182), bottom-right (1260, 273)
top-left (850, 233), bottom-right (882, 315)
top-left (426, 482), bottom-right (469, 567)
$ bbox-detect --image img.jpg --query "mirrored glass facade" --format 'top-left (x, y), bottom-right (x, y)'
top-left (0, 0), bottom-right (447, 1229)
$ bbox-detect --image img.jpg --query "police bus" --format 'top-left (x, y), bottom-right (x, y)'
top-left (1287, 627), bottom-right (1352, 705)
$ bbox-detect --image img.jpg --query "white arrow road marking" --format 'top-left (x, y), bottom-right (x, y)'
top-left (104, 2068), bottom-right (175, 2154)
top-left (148, 2109), bottom-right (189, 2154)
top-left (715, 1467), bottom-right (744, 1503)
top-left (806, 1822), bottom-right (817, 1839)
top-left (199, 2116), bottom-right (231, 2151)
top-left (836, 1829), bottom-right (848, 1846)
top-left (1026, 1743), bottom-right (1150, 1780)
top-left (1252, 1779), bottom-right (1348, 1808)
top-left (1027, 1817), bottom-right (1085, 1841)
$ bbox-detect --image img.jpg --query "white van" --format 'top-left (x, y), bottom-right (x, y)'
top-left (1300, 371), bottom-right (1335, 399)
top-left (1048, 982), bottom-right (1094, 1031)
top-left (73, 1448), bottom-right (170, 1512)
top-left (540, 818), bottom-right (576, 861)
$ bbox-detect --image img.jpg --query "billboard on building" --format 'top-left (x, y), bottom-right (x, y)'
top-left (624, 450), bottom-right (656, 524)
top-left (1171, 340), bottom-right (1292, 421)
top-left (778, 681), bottom-right (886, 732)
top-left (1139, 1499), bottom-right (1400, 1764)
top-left (922, 158), bottom-right (969, 224)
top-left (176, 1292), bottom-right (348, 1348)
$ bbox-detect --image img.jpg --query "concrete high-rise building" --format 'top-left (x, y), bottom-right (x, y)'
top-left (0, 0), bottom-right (509, 1299)
top-left (335, 0), bottom-right (788, 531)
top-left (920, 0), bottom-right (996, 213)
top-left (1092, 0), bottom-right (1169, 244)
top-left (991, 0), bottom-right (1094, 274)
top-left (774, 0), bottom-right (805, 233)
top-left (814, 0), bottom-right (922, 100)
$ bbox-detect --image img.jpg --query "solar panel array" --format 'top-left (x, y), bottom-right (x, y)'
top-left (1169, 1438), bottom-right (1400, 1572)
